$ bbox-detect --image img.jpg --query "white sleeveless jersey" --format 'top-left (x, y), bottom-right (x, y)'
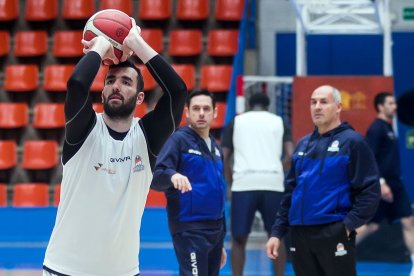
top-left (44, 114), bottom-right (152, 276)
top-left (232, 111), bottom-right (285, 192)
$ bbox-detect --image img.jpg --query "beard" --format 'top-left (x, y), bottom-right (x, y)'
top-left (103, 94), bottom-right (138, 119)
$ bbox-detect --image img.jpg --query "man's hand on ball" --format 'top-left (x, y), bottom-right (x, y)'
top-left (82, 36), bottom-right (119, 65)
top-left (120, 18), bottom-right (142, 62)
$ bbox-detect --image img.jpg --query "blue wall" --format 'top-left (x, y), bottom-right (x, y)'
top-left (276, 32), bottom-right (414, 200)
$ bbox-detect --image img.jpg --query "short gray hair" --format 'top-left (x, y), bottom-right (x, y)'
top-left (332, 87), bottom-right (342, 104)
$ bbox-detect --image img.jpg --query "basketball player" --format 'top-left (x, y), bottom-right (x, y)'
top-left (43, 19), bottom-right (187, 276)
top-left (356, 92), bottom-right (414, 276)
top-left (266, 85), bottom-right (380, 276)
top-left (151, 90), bottom-right (227, 276)
top-left (222, 93), bottom-right (293, 276)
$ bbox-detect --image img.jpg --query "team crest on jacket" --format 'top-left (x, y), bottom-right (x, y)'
top-left (327, 140), bottom-right (340, 152)
top-left (133, 155), bottom-right (145, 172)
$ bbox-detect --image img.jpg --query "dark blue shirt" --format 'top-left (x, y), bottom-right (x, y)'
top-left (366, 118), bottom-right (401, 179)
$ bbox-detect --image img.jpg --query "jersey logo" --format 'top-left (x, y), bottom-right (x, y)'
top-left (93, 163), bottom-right (116, 174)
top-left (335, 243), bottom-right (348, 256)
top-left (327, 140), bottom-right (340, 152)
top-left (188, 149), bottom-right (202, 155)
top-left (133, 155), bottom-right (145, 173)
top-left (215, 147), bottom-right (221, 157)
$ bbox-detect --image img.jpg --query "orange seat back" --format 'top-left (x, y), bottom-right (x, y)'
top-left (0, 184), bottom-right (7, 207)
top-left (22, 140), bottom-right (59, 170)
top-left (53, 184), bottom-right (61, 206)
top-left (172, 64), bottom-right (196, 90)
top-left (140, 29), bottom-right (164, 53)
top-left (33, 103), bottom-right (65, 129)
top-left (0, 141), bottom-right (17, 170)
top-left (25, 0), bottom-right (57, 21)
top-left (169, 30), bottom-right (202, 56)
top-left (211, 102), bottom-right (227, 129)
top-left (13, 183), bottom-right (49, 207)
top-left (0, 103), bottom-right (29, 128)
top-left (53, 31), bottom-right (84, 58)
top-left (215, 0), bottom-right (244, 21)
top-left (91, 66), bottom-right (109, 92)
top-left (208, 29), bottom-right (239, 56)
top-left (134, 102), bottom-right (148, 118)
top-left (5, 65), bottom-right (39, 92)
top-left (0, 31), bottom-right (10, 56)
top-left (146, 189), bottom-right (167, 207)
top-left (137, 65), bottom-right (157, 91)
top-left (44, 64), bottom-right (74, 92)
top-left (176, 0), bottom-right (209, 20)
top-left (200, 65), bottom-right (233, 92)
top-left (62, 0), bottom-right (95, 20)
top-left (101, 0), bottom-right (133, 16)
top-left (14, 31), bottom-right (48, 57)
top-left (0, 0), bottom-right (19, 21)
top-left (139, 0), bottom-right (171, 20)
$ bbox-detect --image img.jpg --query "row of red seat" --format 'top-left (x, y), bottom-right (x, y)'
top-left (0, 29), bottom-right (239, 58)
top-left (0, 183), bottom-right (167, 207)
top-left (0, 0), bottom-right (244, 22)
top-left (0, 101), bottom-right (227, 131)
top-left (2, 64), bottom-right (233, 92)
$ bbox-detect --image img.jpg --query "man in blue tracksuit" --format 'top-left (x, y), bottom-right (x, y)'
top-left (151, 89), bottom-right (227, 276)
top-left (266, 85), bottom-right (381, 276)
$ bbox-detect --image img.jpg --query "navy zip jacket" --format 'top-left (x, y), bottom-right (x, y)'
top-left (271, 122), bottom-right (380, 239)
top-left (151, 126), bottom-right (226, 234)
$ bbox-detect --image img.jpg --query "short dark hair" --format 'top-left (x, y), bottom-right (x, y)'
top-left (186, 89), bottom-right (216, 109)
top-left (108, 60), bottom-right (144, 92)
top-left (374, 92), bottom-right (393, 112)
top-left (249, 93), bottom-right (269, 109)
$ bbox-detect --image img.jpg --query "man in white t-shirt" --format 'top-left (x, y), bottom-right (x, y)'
top-left (222, 93), bottom-right (293, 276)
top-left (43, 19), bottom-right (187, 276)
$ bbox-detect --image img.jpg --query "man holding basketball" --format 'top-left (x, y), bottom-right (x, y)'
top-left (266, 85), bottom-right (380, 276)
top-left (43, 18), bottom-right (187, 276)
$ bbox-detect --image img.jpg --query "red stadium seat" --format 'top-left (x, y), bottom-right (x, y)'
top-left (62, 0), bottom-right (95, 20)
top-left (33, 103), bottom-right (65, 129)
top-left (200, 65), bottom-right (233, 92)
top-left (139, 0), bottom-right (171, 20)
top-left (25, 0), bottom-right (58, 21)
top-left (12, 183), bottom-right (49, 207)
top-left (215, 0), bottom-right (244, 21)
top-left (0, 31), bottom-right (10, 56)
top-left (14, 31), bottom-right (48, 57)
top-left (44, 65), bottom-right (74, 92)
top-left (180, 107), bottom-right (188, 127)
top-left (5, 65), bottom-right (39, 92)
top-left (169, 30), bottom-right (202, 56)
top-left (146, 189), bottom-right (166, 207)
top-left (101, 0), bottom-right (133, 16)
top-left (137, 65), bottom-right (157, 91)
top-left (208, 29), bottom-right (239, 56)
top-left (0, 184), bottom-right (6, 207)
top-left (53, 183), bottom-right (61, 206)
top-left (92, 103), bottom-right (104, 113)
top-left (140, 29), bottom-right (164, 53)
top-left (172, 64), bottom-right (195, 90)
top-left (211, 102), bottom-right (227, 129)
top-left (134, 102), bottom-right (148, 118)
top-left (0, 0), bottom-right (19, 21)
top-left (53, 31), bottom-right (84, 58)
top-left (22, 140), bottom-right (59, 170)
top-left (91, 65), bottom-right (109, 92)
top-left (0, 103), bottom-right (29, 128)
top-left (0, 141), bottom-right (17, 170)
top-left (176, 0), bottom-right (209, 20)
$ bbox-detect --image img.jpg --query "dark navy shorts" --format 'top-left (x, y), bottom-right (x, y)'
top-left (231, 190), bottom-right (284, 238)
top-left (371, 178), bottom-right (413, 223)
top-left (172, 225), bottom-right (225, 276)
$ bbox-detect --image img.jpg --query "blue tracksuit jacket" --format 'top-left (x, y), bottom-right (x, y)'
top-left (271, 122), bottom-right (380, 239)
top-left (151, 126), bottom-right (226, 234)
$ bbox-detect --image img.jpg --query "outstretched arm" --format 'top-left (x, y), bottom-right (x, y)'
top-left (122, 19), bottom-right (187, 170)
top-left (63, 37), bottom-right (116, 164)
